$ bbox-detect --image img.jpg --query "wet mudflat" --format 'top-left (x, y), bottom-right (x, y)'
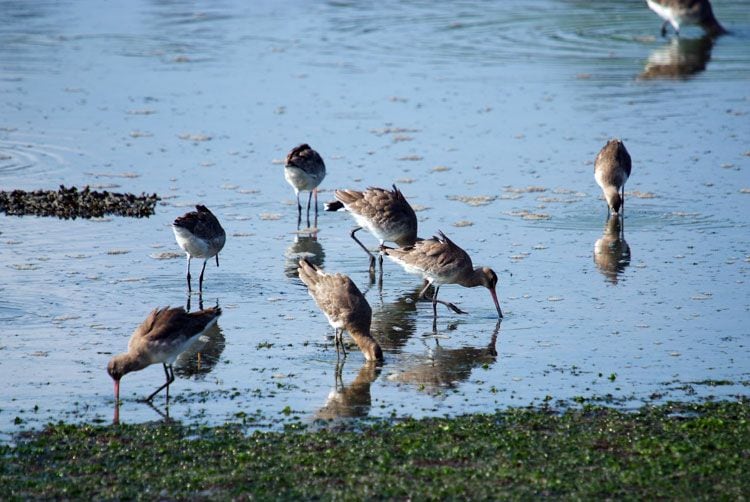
top-left (0, 0), bottom-right (749, 438)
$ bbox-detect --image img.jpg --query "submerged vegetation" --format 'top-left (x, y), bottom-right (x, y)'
top-left (2, 400), bottom-right (748, 499)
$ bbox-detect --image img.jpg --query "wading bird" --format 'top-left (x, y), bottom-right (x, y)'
top-left (107, 306), bottom-right (222, 403)
top-left (383, 231), bottom-right (503, 321)
top-left (285, 143), bottom-right (326, 227)
top-left (594, 139), bottom-right (632, 217)
top-left (326, 185), bottom-right (417, 275)
top-left (298, 258), bottom-right (383, 362)
top-left (172, 205), bottom-right (226, 292)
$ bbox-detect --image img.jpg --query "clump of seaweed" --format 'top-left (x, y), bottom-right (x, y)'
top-left (0, 185), bottom-right (160, 219)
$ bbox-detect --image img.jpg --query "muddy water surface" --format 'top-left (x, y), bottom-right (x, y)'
top-left (1, 0), bottom-right (749, 438)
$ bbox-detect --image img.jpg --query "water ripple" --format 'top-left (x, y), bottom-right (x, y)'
top-left (0, 135), bottom-right (83, 177)
top-left (319, 0), bottom-right (750, 81)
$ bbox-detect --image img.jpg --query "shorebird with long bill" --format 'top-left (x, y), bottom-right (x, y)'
top-left (594, 139), bottom-right (632, 218)
top-left (298, 258), bottom-right (384, 362)
top-left (172, 205), bottom-right (226, 292)
top-left (107, 306), bottom-right (222, 403)
top-left (382, 231), bottom-right (503, 320)
top-left (326, 185), bottom-right (417, 274)
top-left (285, 143), bottom-right (326, 227)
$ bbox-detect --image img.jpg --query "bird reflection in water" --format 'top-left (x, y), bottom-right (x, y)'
top-left (173, 321), bottom-right (225, 379)
top-left (314, 360), bottom-right (383, 422)
top-left (284, 230), bottom-right (325, 278)
top-left (638, 36), bottom-right (714, 81)
top-left (593, 216), bottom-right (631, 285)
top-left (387, 322), bottom-right (500, 395)
top-left (370, 285), bottom-right (422, 353)
top-left (185, 289), bottom-right (213, 312)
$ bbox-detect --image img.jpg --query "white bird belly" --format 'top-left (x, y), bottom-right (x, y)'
top-left (285, 166), bottom-right (324, 192)
top-left (350, 212), bottom-right (392, 244)
top-left (173, 226), bottom-right (214, 259)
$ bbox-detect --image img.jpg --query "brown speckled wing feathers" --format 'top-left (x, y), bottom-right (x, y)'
top-left (132, 307), bottom-right (221, 345)
top-left (298, 260), bottom-right (371, 331)
top-left (388, 231), bottom-right (472, 277)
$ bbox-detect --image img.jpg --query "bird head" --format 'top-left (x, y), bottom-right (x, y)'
top-left (609, 192), bottom-right (623, 215)
top-left (479, 267), bottom-right (503, 319)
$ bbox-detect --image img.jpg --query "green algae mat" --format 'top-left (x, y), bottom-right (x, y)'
top-left (2, 400), bottom-right (748, 500)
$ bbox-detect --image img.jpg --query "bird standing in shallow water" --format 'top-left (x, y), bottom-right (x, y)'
top-left (594, 139), bottom-right (632, 218)
top-left (107, 306), bottom-right (222, 403)
top-left (326, 185), bottom-right (418, 275)
top-left (645, 0), bottom-right (726, 37)
top-left (297, 258), bottom-right (383, 362)
top-left (285, 144), bottom-right (326, 228)
top-left (172, 205), bottom-right (226, 292)
top-left (382, 231), bottom-right (503, 321)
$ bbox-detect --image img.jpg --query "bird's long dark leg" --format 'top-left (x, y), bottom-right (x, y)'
top-left (334, 328), bottom-right (347, 360)
top-left (377, 243), bottom-right (384, 288)
top-left (661, 20), bottom-right (669, 37)
top-left (186, 255), bottom-right (192, 292)
top-left (350, 227), bottom-right (377, 273)
top-left (306, 191), bottom-right (313, 228)
top-left (146, 363), bottom-right (173, 402)
top-left (314, 187), bottom-right (319, 218)
top-left (422, 284), bottom-right (468, 315)
top-left (296, 191), bottom-right (302, 228)
top-left (621, 185), bottom-right (625, 218)
top-left (165, 364), bottom-right (175, 403)
top-left (434, 288), bottom-right (468, 314)
top-left (432, 286), bottom-right (440, 318)
top-left (339, 329), bottom-right (347, 357)
top-left (335, 359), bottom-right (344, 390)
top-left (199, 259), bottom-right (208, 292)
top-left (215, 254), bottom-right (220, 267)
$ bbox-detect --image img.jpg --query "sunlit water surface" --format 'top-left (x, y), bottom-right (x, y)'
top-left (1, 0), bottom-right (749, 438)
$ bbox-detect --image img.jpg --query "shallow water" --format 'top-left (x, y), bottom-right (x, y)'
top-left (1, 0), bottom-right (749, 438)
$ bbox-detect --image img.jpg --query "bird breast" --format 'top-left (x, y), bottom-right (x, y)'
top-left (173, 226), bottom-right (216, 259)
top-left (285, 166), bottom-right (324, 192)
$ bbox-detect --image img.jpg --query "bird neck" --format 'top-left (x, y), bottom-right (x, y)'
top-left (603, 185), bottom-right (620, 200)
top-left (112, 352), bottom-right (149, 376)
top-left (459, 268), bottom-right (486, 288)
top-left (348, 328), bottom-right (384, 362)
